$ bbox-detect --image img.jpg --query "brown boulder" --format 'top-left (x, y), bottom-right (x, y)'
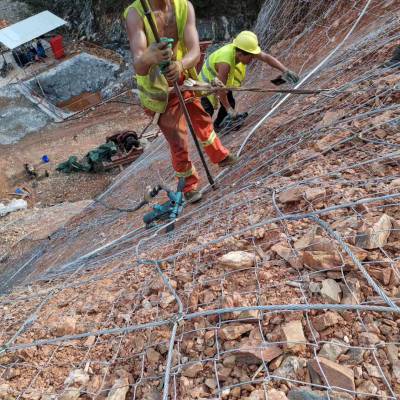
top-left (282, 320), bottom-right (307, 353)
top-left (356, 214), bottom-right (392, 249)
top-left (237, 340), bottom-right (282, 364)
top-left (308, 357), bottom-right (355, 392)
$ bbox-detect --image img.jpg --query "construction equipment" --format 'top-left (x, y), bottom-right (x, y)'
top-left (143, 178), bottom-right (185, 232)
top-left (139, 0), bottom-right (215, 189)
top-left (97, 177), bottom-right (185, 232)
top-left (103, 131), bottom-right (144, 171)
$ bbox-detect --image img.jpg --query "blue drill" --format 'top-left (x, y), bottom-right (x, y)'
top-left (143, 178), bottom-right (185, 231)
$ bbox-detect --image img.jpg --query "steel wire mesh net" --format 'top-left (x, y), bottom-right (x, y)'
top-left (1, 0), bottom-right (400, 399)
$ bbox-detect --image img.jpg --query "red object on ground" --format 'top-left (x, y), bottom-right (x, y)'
top-left (197, 40), bottom-right (213, 73)
top-left (49, 35), bottom-right (65, 59)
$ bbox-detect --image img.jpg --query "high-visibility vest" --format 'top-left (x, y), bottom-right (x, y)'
top-left (233, 63), bottom-right (246, 87)
top-left (124, 0), bottom-right (198, 113)
top-left (200, 43), bottom-right (247, 108)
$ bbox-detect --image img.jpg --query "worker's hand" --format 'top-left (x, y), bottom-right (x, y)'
top-left (212, 77), bottom-right (225, 88)
top-left (163, 61), bottom-right (183, 82)
top-left (144, 42), bottom-right (173, 66)
top-left (282, 69), bottom-right (300, 84)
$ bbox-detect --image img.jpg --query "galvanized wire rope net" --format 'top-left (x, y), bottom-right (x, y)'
top-left (1, 0), bottom-right (400, 399)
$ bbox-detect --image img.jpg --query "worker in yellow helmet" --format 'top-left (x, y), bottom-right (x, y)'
top-left (200, 31), bottom-right (300, 131)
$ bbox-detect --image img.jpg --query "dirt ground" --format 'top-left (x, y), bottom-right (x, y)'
top-left (0, 99), bottom-right (154, 206)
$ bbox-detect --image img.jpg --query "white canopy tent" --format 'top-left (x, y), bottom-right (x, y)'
top-left (0, 11), bottom-right (67, 50)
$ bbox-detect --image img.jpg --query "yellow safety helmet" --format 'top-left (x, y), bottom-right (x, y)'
top-left (233, 31), bottom-right (261, 55)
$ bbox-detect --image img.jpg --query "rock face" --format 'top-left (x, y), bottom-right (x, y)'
top-left (26, 53), bottom-right (120, 104)
top-left (24, 0), bottom-right (264, 43)
top-left (0, 86), bottom-right (51, 145)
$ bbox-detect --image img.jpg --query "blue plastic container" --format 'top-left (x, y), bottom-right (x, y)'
top-left (42, 155), bottom-right (50, 163)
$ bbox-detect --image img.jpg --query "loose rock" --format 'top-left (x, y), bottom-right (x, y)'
top-left (219, 251), bottom-right (256, 269)
top-left (341, 278), bottom-right (361, 305)
top-left (64, 369), bottom-right (90, 388)
top-left (320, 279), bottom-right (342, 303)
top-left (308, 357), bottom-right (355, 392)
top-left (59, 389), bottom-right (81, 400)
top-left (220, 324), bottom-right (253, 341)
top-left (356, 214), bottom-right (392, 249)
top-left (50, 316), bottom-right (77, 336)
top-left (279, 187), bottom-right (305, 203)
top-left (274, 356), bottom-right (307, 380)
top-left (107, 377), bottom-right (130, 400)
top-left (237, 340), bottom-right (282, 364)
top-left (356, 380), bottom-right (378, 399)
top-left (282, 320), bottom-right (307, 353)
top-left (358, 332), bottom-right (381, 346)
top-left (318, 339), bottom-right (348, 361)
top-left (182, 362), bottom-right (203, 378)
top-left (312, 312), bottom-right (342, 331)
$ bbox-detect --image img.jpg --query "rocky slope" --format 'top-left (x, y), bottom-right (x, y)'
top-left (0, 1), bottom-right (399, 399)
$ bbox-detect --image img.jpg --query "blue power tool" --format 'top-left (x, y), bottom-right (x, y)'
top-left (143, 178), bottom-right (185, 232)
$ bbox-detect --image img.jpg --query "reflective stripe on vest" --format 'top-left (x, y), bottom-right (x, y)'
top-left (201, 57), bottom-right (215, 83)
top-left (176, 166), bottom-right (195, 178)
top-left (124, 0), bottom-right (198, 113)
top-left (201, 130), bottom-right (217, 147)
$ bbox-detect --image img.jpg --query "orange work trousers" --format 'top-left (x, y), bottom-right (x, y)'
top-left (158, 90), bottom-right (229, 193)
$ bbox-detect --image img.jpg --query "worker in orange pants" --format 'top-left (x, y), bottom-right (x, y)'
top-left (158, 86), bottom-right (231, 201)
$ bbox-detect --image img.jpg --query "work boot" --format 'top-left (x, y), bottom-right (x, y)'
top-left (218, 154), bottom-right (239, 168)
top-left (184, 190), bottom-right (202, 204)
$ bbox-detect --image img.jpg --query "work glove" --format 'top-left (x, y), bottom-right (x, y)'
top-left (163, 61), bottom-right (183, 83)
top-left (144, 42), bottom-right (173, 66)
top-left (282, 69), bottom-right (300, 84)
top-left (219, 111), bottom-right (249, 131)
top-left (212, 77), bottom-right (225, 88)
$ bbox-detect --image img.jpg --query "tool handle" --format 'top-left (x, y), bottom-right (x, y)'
top-left (140, 0), bottom-right (161, 42)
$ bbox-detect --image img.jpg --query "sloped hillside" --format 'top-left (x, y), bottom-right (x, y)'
top-left (0, 1), bottom-right (399, 399)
